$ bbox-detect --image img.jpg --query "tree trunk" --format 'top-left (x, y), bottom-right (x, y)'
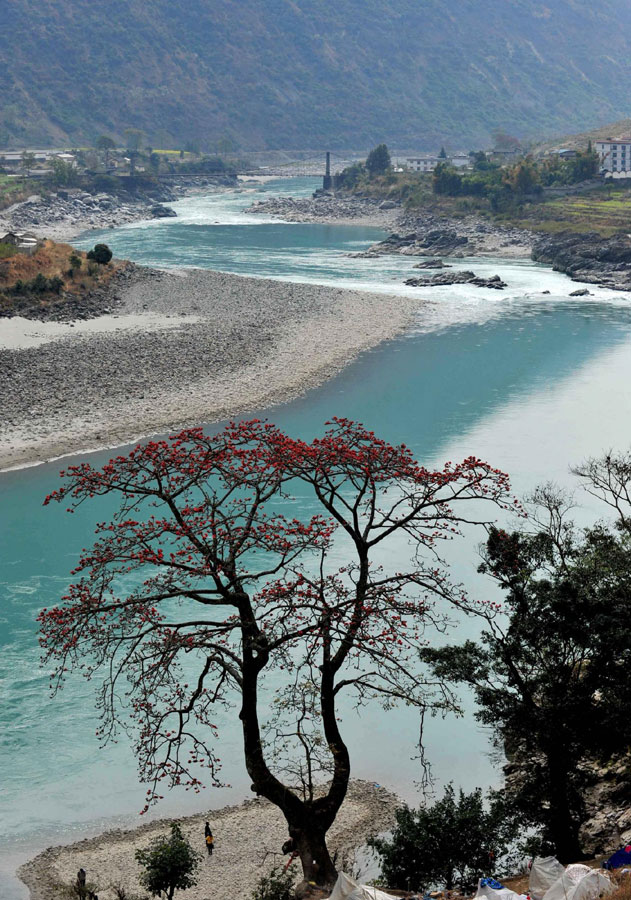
top-left (546, 751), bottom-right (586, 863)
top-left (290, 819), bottom-right (338, 887)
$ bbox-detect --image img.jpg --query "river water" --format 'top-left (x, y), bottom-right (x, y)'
top-left (3, 178), bottom-right (631, 896)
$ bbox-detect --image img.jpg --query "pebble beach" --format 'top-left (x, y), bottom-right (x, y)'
top-left (17, 781), bottom-right (399, 900)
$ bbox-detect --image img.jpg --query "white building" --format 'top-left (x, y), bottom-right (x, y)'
top-left (407, 156), bottom-right (441, 172)
top-left (406, 154), bottom-right (471, 173)
top-left (595, 138), bottom-right (631, 173)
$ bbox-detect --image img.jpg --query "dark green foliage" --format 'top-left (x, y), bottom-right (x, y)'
top-left (125, 128), bottom-right (145, 151)
top-left (370, 785), bottom-right (519, 891)
top-left (9, 273), bottom-right (64, 295)
top-left (51, 157), bottom-right (79, 186)
top-left (176, 155), bottom-right (227, 174)
top-left (135, 823), bottom-right (200, 900)
top-left (20, 151), bottom-right (36, 175)
top-left (366, 144), bottom-right (391, 176)
top-left (336, 161), bottom-right (366, 190)
top-left (251, 866), bottom-right (295, 900)
top-left (540, 149), bottom-right (600, 185)
top-left (87, 243), bottom-right (113, 264)
top-left (439, 146), bottom-right (447, 158)
top-left (421, 478), bottom-right (631, 861)
top-left (96, 135), bottom-right (116, 151)
top-left (0, 241), bottom-right (17, 259)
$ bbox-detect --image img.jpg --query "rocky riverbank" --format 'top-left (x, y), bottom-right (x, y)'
top-left (0, 175), bottom-right (236, 243)
top-left (356, 212), bottom-right (534, 260)
top-left (246, 193), bottom-right (535, 256)
top-left (245, 193), bottom-right (401, 227)
top-left (0, 266), bottom-right (420, 471)
top-left (532, 231), bottom-right (631, 291)
top-left (17, 780), bottom-right (398, 900)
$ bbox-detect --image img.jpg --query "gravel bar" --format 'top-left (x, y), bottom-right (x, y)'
top-left (0, 266), bottom-right (420, 470)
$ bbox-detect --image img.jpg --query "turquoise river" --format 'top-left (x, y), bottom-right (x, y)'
top-left (3, 178), bottom-right (631, 896)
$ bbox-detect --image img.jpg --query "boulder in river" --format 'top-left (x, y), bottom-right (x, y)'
top-left (405, 271), bottom-right (507, 289)
top-left (413, 259), bottom-right (451, 269)
top-left (150, 204), bottom-right (177, 218)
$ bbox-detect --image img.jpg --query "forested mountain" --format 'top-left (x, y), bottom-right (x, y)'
top-left (4, 0), bottom-right (631, 151)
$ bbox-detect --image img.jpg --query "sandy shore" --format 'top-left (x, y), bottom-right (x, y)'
top-left (17, 781), bottom-right (398, 900)
top-left (0, 267), bottom-right (420, 471)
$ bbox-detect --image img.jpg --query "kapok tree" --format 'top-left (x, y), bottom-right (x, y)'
top-left (40, 419), bottom-right (513, 888)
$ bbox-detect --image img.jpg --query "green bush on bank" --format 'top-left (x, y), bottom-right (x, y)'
top-left (9, 273), bottom-right (64, 295)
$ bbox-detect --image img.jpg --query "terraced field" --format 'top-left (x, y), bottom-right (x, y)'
top-left (513, 185), bottom-right (631, 236)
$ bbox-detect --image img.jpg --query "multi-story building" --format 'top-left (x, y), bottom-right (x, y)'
top-left (595, 138), bottom-right (631, 173)
top-left (407, 156), bottom-right (441, 172)
top-left (406, 154), bottom-right (470, 173)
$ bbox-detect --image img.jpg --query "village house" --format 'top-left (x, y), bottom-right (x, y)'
top-left (406, 153), bottom-right (470, 173)
top-left (594, 138), bottom-right (631, 173)
top-left (1, 231), bottom-right (40, 255)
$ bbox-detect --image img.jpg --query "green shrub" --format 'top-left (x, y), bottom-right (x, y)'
top-left (135, 823), bottom-right (200, 900)
top-left (8, 273), bottom-right (65, 296)
top-left (87, 243), bottom-right (113, 264)
top-left (0, 241), bottom-right (17, 259)
top-left (251, 866), bottom-right (295, 900)
top-left (370, 785), bottom-right (519, 892)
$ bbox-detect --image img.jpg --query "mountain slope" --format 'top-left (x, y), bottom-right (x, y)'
top-left (3, 0), bottom-right (631, 150)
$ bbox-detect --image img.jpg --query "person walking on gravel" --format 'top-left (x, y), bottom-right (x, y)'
top-left (204, 822), bottom-right (214, 856)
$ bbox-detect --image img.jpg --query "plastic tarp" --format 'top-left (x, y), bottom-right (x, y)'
top-left (530, 857), bottom-right (566, 900)
top-left (475, 879), bottom-right (528, 900)
top-left (543, 870), bottom-right (614, 900)
top-left (605, 847), bottom-right (631, 870)
top-left (329, 873), bottom-right (399, 900)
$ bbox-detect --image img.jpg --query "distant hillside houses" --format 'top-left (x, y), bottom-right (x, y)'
top-left (0, 150), bottom-right (76, 170)
top-left (595, 138), bottom-right (631, 174)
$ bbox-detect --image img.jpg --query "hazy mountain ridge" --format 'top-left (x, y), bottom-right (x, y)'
top-left (3, 0), bottom-right (631, 150)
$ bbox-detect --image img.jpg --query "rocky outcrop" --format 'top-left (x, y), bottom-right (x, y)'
top-left (357, 211), bottom-right (534, 260)
top-left (413, 259), bottom-right (451, 269)
top-left (532, 231), bottom-right (631, 290)
top-left (376, 228), bottom-right (470, 257)
top-left (405, 271), bottom-right (507, 289)
top-left (580, 757), bottom-right (631, 855)
top-left (150, 204), bottom-right (177, 218)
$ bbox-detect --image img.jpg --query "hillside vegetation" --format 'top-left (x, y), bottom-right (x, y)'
top-left (4, 0), bottom-right (631, 150)
top-left (0, 239), bottom-right (121, 317)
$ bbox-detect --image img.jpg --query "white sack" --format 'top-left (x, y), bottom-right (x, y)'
top-left (330, 872), bottom-right (399, 900)
top-left (565, 866), bottom-right (593, 885)
top-left (572, 872), bottom-right (615, 900)
top-left (543, 870), bottom-right (614, 900)
top-left (530, 857), bottom-right (566, 900)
